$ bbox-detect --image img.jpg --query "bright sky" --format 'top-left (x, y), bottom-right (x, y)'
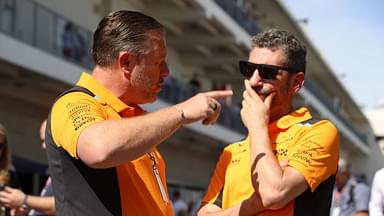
top-left (281, 0), bottom-right (384, 108)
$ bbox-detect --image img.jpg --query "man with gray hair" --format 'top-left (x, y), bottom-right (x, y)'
top-left (46, 10), bottom-right (232, 216)
top-left (333, 158), bottom-right (370, 216)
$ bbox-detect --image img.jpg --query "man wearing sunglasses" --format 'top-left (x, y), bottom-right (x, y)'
top-left (198, 29), bottom-right (339, 216)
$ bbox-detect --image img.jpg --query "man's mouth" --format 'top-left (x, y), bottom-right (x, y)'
top-left (255, 89), bottom-right (274, 101)
top-left (256, 89), bottom-right (270, 97)
top-left (154, 82), bottom-right (164, 92)
top-left (254, 88), bottom-right (270, 95)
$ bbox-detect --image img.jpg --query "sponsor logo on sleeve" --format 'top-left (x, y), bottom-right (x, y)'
top-left (66, 102), bottom-right (97, 131)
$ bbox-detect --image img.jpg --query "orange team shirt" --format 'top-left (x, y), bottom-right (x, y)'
top-left (50, 72), bottom-right (174, 215)
top-left (202, 107), bottom-right (339, 216)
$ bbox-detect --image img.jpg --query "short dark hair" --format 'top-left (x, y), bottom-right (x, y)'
top-left (251, 29), bottom-right (306, 73)
top-left (92, 10), bottom-right (164, 67)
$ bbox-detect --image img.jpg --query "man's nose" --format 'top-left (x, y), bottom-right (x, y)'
top-left (161, 62), bottom-right (170, 78)
top-left (248, 69), bottom-right (263, 87)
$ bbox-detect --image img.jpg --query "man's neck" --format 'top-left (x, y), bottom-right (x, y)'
top-left (269, 105), bottom-right (294, 123)
top-left (92, 66), bottom-right (132, 104)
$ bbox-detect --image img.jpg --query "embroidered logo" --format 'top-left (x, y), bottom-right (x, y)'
top-left (230, 157), bottom-right (241, 166)
top-left (274, 148), bottom-right (288, 157)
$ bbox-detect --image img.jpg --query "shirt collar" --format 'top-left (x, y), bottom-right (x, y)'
top-left (76, 72), bottom-right (139, 115)
top-left (269, 107), bottom-right (312, 130)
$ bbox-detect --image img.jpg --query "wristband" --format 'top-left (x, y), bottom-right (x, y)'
top-left (174, 104), bottom-right (185, 121)
top-left (20, 194), bottom-right (29, 210)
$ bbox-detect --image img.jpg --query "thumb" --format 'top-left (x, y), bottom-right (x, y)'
top-left (279, 159), bottom-right (289, 169)
top-left (4, 186), bottom-right (14, 193)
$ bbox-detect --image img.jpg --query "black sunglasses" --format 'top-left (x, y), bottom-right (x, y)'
top-left (239, 61), bottom-right (298, 80)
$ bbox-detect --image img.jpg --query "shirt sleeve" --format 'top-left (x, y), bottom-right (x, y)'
top-left (288, 120), bottom-right (340, 191)
top-left (50, 92), bottom-right (107, 158)
top-left (354, 183), bottom-right (370, 212)
top-left (201, 149), bottom-right (231, 207)
top-left (369, 169), bottom-right (384, 216)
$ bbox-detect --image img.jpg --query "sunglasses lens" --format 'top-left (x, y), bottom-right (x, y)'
top-left (239, 61), bottom-right (280, 80)
top-left (246, 64), bottom-right (258, 78)
top-left (239, 62), bottom-right (256, 78)
top-left (259, 67), bottom-right (279, 80)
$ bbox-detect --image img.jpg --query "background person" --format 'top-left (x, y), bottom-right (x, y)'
top-left (0, 123), bottom-right (21, 216)
top-left (0, 120), bottom-right (55, 216)
top-left (61, 22), bottom-right (85, 63)
top-left (0, 123), bottom-right (11, 187)
top-left (0, 123), bottom-right (11, 216)
top-left (333, 158), bottom-right (370, 216)
top-left (172, 190), bottom-right (188, 216)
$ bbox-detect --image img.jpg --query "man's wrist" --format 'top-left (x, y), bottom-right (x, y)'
top-left (20, 194), bottom-right (29, 210)
top-left (248, 124), bottom-right (268, 135)
top-left (241, 195), bottom-right (265, 216)
top-left (174, 104), bottom-right (186, 122)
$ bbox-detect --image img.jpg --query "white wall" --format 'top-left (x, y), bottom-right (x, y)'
top-left (365, 108), bottom-right (384, 136)
top-left (359, 108), bottom-right (384, 182)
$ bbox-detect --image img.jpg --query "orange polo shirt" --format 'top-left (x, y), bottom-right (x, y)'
top-left (202, 107), bottom-right (339, 215)
top-left (49, 72), bottom-right (173, 215)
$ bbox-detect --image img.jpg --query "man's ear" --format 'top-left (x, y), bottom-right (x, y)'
top-left (118, 52), bottom-right (132, 74)
top-left (291, 72), bottom-right (305, 93)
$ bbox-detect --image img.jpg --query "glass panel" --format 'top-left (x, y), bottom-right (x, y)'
top-left (214, 0), bottom-right (261, 35)
top-left (54, 17), bottom-right (67, 57)
top-left (0, 0), bottom-right (15, 34)
top-left (36, 6), bottom-right (55, 53)
top-left (84, 31), bottom-right (93, 69)
top-left (1, 0), bottom-right (94, 70)
top-left (76, 28), bottom-right (92, 67)
top-left (15, 0), bottom-right (34, 44)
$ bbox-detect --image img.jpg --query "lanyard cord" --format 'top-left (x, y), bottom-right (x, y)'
top-left (148, 152), bottom-right (169, 203)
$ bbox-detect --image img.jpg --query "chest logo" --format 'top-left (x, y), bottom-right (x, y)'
top-left (230, 157), bottom-right (241, 166)
top-left (274, 148), bottom-right (288, 157)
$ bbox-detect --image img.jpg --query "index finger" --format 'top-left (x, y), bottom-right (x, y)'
top-left (204, 90), bottom-right (233, 99)
top-left (244, 80), bottom-right (258, 98)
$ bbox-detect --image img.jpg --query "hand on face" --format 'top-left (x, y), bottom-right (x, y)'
top-left (241, 80), bottom-right (275, 132)
top-left (177, 90), bottom-right (233, 125)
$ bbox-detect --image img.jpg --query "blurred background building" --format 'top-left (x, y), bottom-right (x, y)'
top-left (0, 0), bottom-right (383, 204)
top-left (365, 106), bottom-right (384, 154)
